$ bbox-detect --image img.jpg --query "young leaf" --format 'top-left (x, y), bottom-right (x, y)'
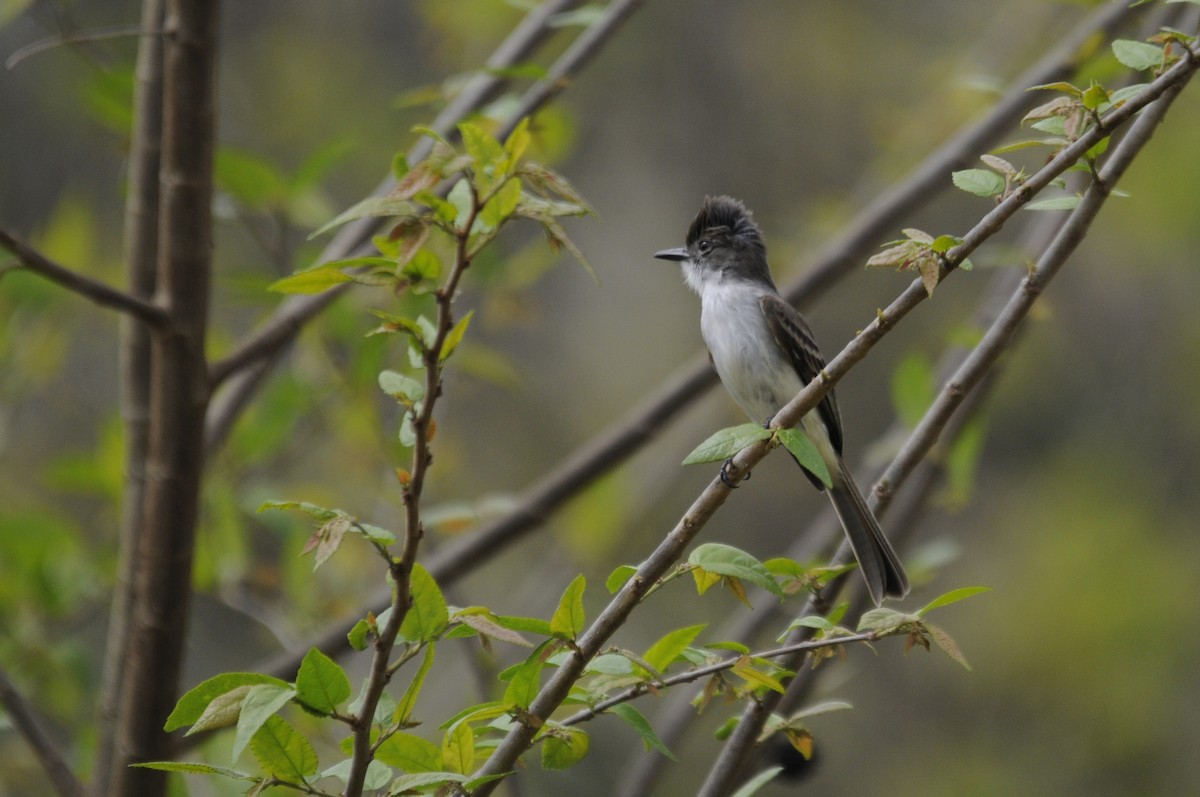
top-left (375, 731), bottom-right (443, 772)
top-left (130, 762), bottom-right (256, 781)
top-left (605, 564), bottom-right (638, 593)
top-left (775, 428), bottom-right (833, 488)
top-left (233, 684), bottom-right (296, 764)
top-left (642, 624), bottom-right (708, 672)
top-left (504, 641), bottom-right (552, 708)
top-left (540, 725), bottom-right (589, 770)
top-left (166, 673), bottom-right (291, 732)
top-left (503, 117), bottom-right (531, 173)
top-left (399, 563), bottom-right (450, 643)
top-left (924, 622), bottom-right (972, 670)
top-left (480, 177), bottom-right (522, 229)
top-left (379, 369), bottom-right (426, 405)
top-left (319, 759), bottom-right (392, 791)
top-left (682, 423), bottom-right (771, 466)
top-left (308, 195), bottom-right (417, 239)
top-left (442, 719), bottom-right (475, 774)
top-left (688, 543), bottom-right (783, 598)
top-left (267, 264), bottom-right (354, 295)
top-left (730, 766), bottom-right (784, 797)
top-left (951, 168), bottom-right (1005, 198)
top-left (390, 772), bottom-right (470, 791)
top-left (294, 647), bottom-right (351, 715)
top-left (248, 715), bottom-right (318, 782)
top-left (550, 574), bottom-right (587, 640)
top-left (454, 610), bottom-right (534, 647)
top-left (493, 614), bottom-right (554, 638)
top-left (917, 586), bottom-right (991, 616)
top-left (395, 643), bottom-right (436, 726)
top-left (1112, 39), bottom-right (1163, 71)
top-left (609, 703), bottom-right (677, 761)
top-left (347, 618), bottom-right (371, 651)
top-left (731, 657), bottom-right (786, 694)
top-left (1025, 195), bottom-right (1080, 211)
top-left (856, 607), bottom-right (912, 634)
top-left (187, 685), bottom-right (253, 735)
top-left (460, 122), bottom-right (505, 179)
top-left (439, 310), bottom-right (474, 363)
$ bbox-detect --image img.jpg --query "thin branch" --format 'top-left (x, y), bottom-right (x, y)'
top-left (0, 663), bottom-right (84, 797)
top-left (250, 0), bottom-right (1144, 685)
top-left (0, 227), bottom-right (168, 328)
top-left (695, 65), bottom-right (1198, 797)
top-left (559, 632), bottom-right (879, 729)
top-left (4, 24), bottom-right (145, 70)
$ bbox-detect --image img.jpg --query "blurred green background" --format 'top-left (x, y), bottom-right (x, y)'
top-left (2, 1), bottom-right (1200, 795)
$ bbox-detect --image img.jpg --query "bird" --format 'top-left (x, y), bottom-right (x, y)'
top-left (654, 195), bottom-right (908, 605)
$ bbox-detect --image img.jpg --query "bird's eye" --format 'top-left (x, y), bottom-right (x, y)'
top-left (697, 239), bottom-right (712, 254)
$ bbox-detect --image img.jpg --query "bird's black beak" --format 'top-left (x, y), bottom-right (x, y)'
top-left (654, 247), bottom-right (689, 262)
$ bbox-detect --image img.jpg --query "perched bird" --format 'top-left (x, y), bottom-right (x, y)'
top-left (654, 196), bottom-right (908, 604)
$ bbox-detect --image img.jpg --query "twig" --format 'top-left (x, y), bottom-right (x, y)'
top-left (0, 227), bottom-right (168, 328)
top-left (5, 24), bottom-right (146, 70)
top-left (559, 632), bottom-right (878, 729)
top-left (0, 663), bottom-right (84, 797)
top-left (695, 63), bottom-right (1198, 797)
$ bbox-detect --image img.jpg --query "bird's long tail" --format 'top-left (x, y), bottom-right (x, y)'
top-left (825, 463), bottom-right (909, 605)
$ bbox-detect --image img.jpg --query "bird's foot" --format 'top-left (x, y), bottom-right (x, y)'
top-left (719, 458), bottom-right (749, 488)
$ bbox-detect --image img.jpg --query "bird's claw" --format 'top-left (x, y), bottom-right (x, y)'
top-left (719, 458), bottom-right (749, 488)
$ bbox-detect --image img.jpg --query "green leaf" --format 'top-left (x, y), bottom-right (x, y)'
top-left (493, 614), bottom-right (554, 638)
top-left (918, 586), bottom-right (991, 616)
top-left (395, 643), bottom-right (435, 726)
top-left (347, 618), bottom-right (371, 651)
top-left (503, 116), bottom-right (532, 173)
top-left (442, 719), bottom-right (475, 774)
top-left (399, 563), bottom-right (450, 643)
top-left (215, 147), bottom-right (286, 210)
top-left (688, 544), bottom-right (783, 598)
top-left (248, 714), bottom-right (317, 781)
top-left (785, 615), bottom-right (835, 634)
top-left (375, 731), bottom-right (443, 772)
top-left (504, 641), bottom-right (551, 708)
top-left (730, 766), bottom-right (785, 797)
top-left (891, 352), bottom-right (935, 429)
top-left (1024, 195), bottom-right (1080, 211)
top-left (951, 168), bottom-right (1005, 198)
top-left (609, 704), bottom-right (677, 760)
top-left (295, 647), bottom-right (351, 715)
top-left (233, 684), bottom-right (296, 764)
top-left (439, 701), bottom-right (509, 731)
top-left (166, 672), bottom-right (291, 732)
top-left (130, 762), bottom-right (256, 781)
top-left (1112, 39), bottom-right (1163, 71)
top-left (550, 574), bottom-right (587, 639)
top-left (775, 428), bottom-right (832, 489)
top-left (390, 772), bottom-right (470, 791)
top-left (379, 369), bottom-right (426, 405)
top-left (319, 759), bottom-right (392, 791)
top-left (267, 264), bottom-right (354, 294)
top-left (540, 724), bottom-right (589, 770)
top-left (481, 177), bottom-right (523, 229)
top-left (187, 686), bottom-right (253, 735)
top-left (439, 310), bottom-right (474, 363)
top-left (856, 607), bottom-right (912, 634)
top-left (460, 121), bottom-right (505, 189)
top-left (682, 423), bottom-right (771, 466)
top-left (257, 500), bottom-right (339, 521)
top-left (605, 564), bottom-right (638, 593)
top-left (643, 624), bottom-right (707, 672)
top-left (401, 248), bottom-right (441, 290)
top-left (309, 195), bottom-right (417, 239)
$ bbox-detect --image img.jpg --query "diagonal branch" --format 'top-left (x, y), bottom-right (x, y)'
top-left (0, 227), bottom-right (169, 328)
top-left (695, 63), bottom-right (1198, 797)
top-left (0, 663), bottom-right (84, 797)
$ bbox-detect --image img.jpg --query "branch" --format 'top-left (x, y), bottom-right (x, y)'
top-left (106, 2), bottom-right (219, 796)
top-left (249, 0), bottom-right (1143, 685)
top-left (0, 663), bottom-right (84, 797)
top-left (93, 0), bottom-right (166, 792)
top-left (559, 632), bottom-right (878, 729)
top-left (695, 63), bottom-right (1199, 797)
top-left (0, 227), bottom-right (168, 328)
